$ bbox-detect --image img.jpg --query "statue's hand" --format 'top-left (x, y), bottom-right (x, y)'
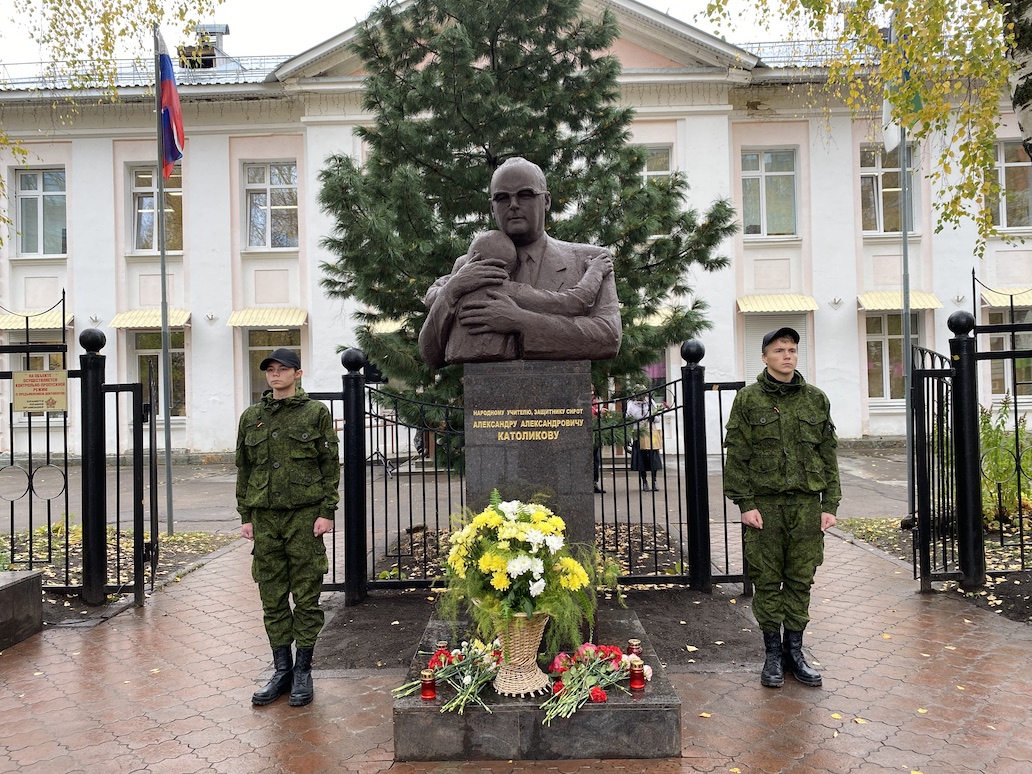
top-left (592, 252), bottom-right (614, 277)
top-left (444, 255), bottom-right (508, 302)
top-left (458, 289), bottom-right (525, 334)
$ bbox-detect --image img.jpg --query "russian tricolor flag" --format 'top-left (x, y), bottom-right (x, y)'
top-left (156, 32), bottom-right (184, 179)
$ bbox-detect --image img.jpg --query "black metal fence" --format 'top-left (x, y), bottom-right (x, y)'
top-left (909, 303), bottom-right (1031, 590)
top-left (325, 342), bottom-right (751, 605)
top-left (1, 327), bottom-right (154, 606)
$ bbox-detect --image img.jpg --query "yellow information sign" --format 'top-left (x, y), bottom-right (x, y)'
top-left (13, 370), bottom-right (68, 412)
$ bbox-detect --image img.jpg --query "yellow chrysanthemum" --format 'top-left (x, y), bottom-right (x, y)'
top-left (490, 571), bottom-right (510, 590)
top-left (557, 556), bottom-right (589, 590)
top-left (478, 552), bottom-right (507, 574)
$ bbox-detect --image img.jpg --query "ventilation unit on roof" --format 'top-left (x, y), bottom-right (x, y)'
top-left (178, 23), bottom-right (229, 69)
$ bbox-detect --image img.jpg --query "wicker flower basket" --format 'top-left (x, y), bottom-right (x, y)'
top-left (493, 611), bottom-right (551, 697)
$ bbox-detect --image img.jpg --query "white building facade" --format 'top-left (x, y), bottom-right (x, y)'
top-left (1, 0), bottom-right (1029, 455)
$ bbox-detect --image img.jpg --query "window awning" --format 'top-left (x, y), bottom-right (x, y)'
top-left (226, 307), bottom-right (307, 327)
top-left (0, 310), bottom-right (73, 330)
top-left (737, 294), bottom-right (818, 313)
top-left (980, 286), bottom-right (1032, 307)
top-left (857, 291), bottom-right (942, 311)
top-left (109, 309), bottom-right (191, 329)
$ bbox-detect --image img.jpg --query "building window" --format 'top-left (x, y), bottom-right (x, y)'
top-left (132, 166), bottom-right (183, 251)
top-left (16, 169), bottom-right (66, 255)
top-left (988, 308), bottom-right (1032, 397)
top-left (643, 147), bottom-right (672, 184)
top-left (989, 141), bottom-right (1032, 229)
top-left (861, 145), bottom-right (915, 234)
top-left (741, 149), bottom-right (796, 236)
top-left (245, 162), bottom-right (298, 248)
top-left (133, 331), bottom-right (187, 417)
top-left (247, 329), bottom-right (301, 404)
top-left (866, 313), bottom-right (918, 400)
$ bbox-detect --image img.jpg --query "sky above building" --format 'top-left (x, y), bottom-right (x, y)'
top-left (0, 0), bottom-right (798, 65)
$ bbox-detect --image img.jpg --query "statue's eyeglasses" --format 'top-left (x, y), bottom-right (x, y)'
top-left (491, 189), bottom-right (547, 206)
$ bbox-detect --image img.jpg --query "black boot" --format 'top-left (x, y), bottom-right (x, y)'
top-left (651, 474), bottom-right (659, 491)
top-left (783, 630), bottom-right (822, 686)
top-left (640, 477), bottom-right (648, 490)
top-left (760, 630), bottom-right (784, 688)
top-left (289, 646), bottom-right (315, 706)
top-left (252, 646), bottom-right (293, 706)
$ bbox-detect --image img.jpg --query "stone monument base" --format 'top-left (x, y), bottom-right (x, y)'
top-left (393, 608), bottom-right (681, 761)
top-left (0, 571), bottom-right (43, 650)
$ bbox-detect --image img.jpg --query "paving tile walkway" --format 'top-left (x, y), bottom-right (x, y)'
top-left (2, 530), bottom-right (1031, 773)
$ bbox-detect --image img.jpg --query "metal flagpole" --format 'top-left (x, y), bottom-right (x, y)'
top-left (154, 24), bottom-right (176, 535)
top-left (900, 124), bottom-right (914, 524)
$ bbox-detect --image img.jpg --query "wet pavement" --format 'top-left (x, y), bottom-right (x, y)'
top-left (4, 450), bottom-right (1031, 773)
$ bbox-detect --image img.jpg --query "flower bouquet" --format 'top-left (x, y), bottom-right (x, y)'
top-left (438, 490), bottom-right (599, 696)
top-left (539, 643), bottom-right (653, 725)
top-left (392, 639), bottom-right (502, 714)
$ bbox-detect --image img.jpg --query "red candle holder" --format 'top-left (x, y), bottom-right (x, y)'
top-left (627, 638), bottom-right (643, 657)
top-left (420, 669), bottom-right (437, 700)
top-left (628, 657), bottom-right (646, 690)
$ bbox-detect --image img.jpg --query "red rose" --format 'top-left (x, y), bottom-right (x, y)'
top-left (589, 686), bottom-right (607, 703)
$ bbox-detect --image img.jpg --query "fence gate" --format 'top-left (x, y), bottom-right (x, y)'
top-left (910, 345), bottom-right (958, 590)
top-left (1, 319), bottom-right (156, 607)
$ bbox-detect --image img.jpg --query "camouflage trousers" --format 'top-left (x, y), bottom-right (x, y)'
top-left (744, 494), bottom-right (825, 633)
top-left (250, 506), bottom-right (329, 649)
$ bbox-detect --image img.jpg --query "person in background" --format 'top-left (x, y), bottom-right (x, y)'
top-left (626, 388), bottom-right (663, 491)
top-left (723, 327), bottom-right (840, 689)
top-left (236, 348), bottom-right (339, 707)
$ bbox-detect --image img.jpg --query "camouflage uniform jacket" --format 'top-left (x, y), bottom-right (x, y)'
top-left (723, 370), bottom-right (841, 515)
top-left (235, 388), bottom-right (340, 524)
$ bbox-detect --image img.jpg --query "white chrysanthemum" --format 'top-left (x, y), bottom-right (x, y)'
top-left (524, 528), bottom-right (545, 550)
top-left (544, 534), bottom-right (564, 553)
top-left (529, 578), bottom-right (546, 597)
top-left (507, 554), bottom-right (534, 577)
top-left (529, 557), bottom-right (544, 578)
top-left (498, 501), bottom-right (521, 519)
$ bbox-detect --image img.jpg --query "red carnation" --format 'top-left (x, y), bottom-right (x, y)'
top-left (589, 686), bottom-right (607, 703)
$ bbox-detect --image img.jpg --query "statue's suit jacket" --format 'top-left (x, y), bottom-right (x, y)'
top-left (419, 234), bottom-right (622, 368)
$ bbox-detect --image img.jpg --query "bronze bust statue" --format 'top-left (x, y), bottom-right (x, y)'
top-left (419, 158), bottom-right (622, 367)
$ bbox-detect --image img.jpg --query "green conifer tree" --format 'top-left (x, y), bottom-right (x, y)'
top-left (318, 0), bottom-right (737, 406)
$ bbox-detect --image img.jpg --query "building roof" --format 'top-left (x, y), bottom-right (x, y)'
top-left (2, 0), bottom-right (849, 98)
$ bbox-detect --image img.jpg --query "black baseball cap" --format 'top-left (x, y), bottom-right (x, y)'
top-left (260, 348), bottom-right (301, 371)
top-left (761, 327), bottom-right (799, 352)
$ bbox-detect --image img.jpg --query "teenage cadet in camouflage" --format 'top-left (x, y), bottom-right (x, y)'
top-left (723, 327), bottom-right (841, 689)
top-left (236, 348), bottom-right (339, 707)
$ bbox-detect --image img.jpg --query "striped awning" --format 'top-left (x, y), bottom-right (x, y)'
top-left (737, 294), bottom-right (818, 313)
top-left (980, 286), bottom-right (1032, 307)
top-left (857, 291), bottom-right (942, 311)
top-left (226, 307), bottom-right (308, 327)
top-left (0, 310), bottom-right (73, 330)
top-left (109, 308), bottom-right (191, 329)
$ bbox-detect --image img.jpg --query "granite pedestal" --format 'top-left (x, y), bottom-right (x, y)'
top-left (464, 360), bottom-right (595, 547)
top-left (0, 570), bottom-right (43, 650)
top-left (393, 608), bottom-right (681, 761)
